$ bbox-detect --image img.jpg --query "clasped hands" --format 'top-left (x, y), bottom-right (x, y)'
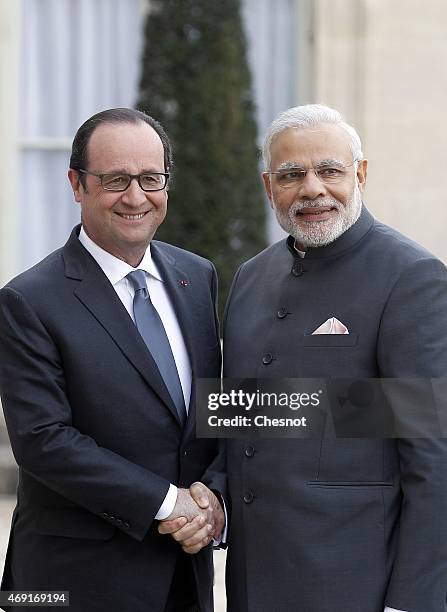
top-left (158, 482), bottom-right (225, 554)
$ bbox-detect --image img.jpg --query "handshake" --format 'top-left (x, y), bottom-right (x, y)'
top-left (158, 482), bottom-right (225, 554)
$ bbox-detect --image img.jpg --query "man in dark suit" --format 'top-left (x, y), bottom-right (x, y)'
top-left (170, 104), bottom-right (447, 611)
top-left (0, 108), bottom-right (224, 612)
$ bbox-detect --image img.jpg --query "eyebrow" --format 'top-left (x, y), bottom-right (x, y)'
top-left (274, 158), bottom-right (347, 171)
top-left (99, 168), bottom-right (165, 175)
top-left (315, 158), bottom-right (347, 168)
top-left (275, 162), bottom-right (306, 172)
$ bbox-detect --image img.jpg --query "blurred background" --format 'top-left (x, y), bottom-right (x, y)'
top-left (0, 0), bottom-right (446, 608)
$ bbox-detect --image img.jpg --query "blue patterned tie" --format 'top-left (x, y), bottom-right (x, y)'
top-left (127, 270), bottom-right (186, 426)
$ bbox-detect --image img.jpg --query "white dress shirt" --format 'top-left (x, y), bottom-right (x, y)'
top-left (78, 227), bottom-right (190, 519)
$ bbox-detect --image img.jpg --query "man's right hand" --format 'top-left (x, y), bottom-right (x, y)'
top-left (158, 483), bottom-right (225, 554)
top-left (165, 487), bottom-right (209, 523)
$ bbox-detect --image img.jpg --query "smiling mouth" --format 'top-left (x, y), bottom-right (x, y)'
top-left (297, 207), bottom-right (334, 215)
top-left (115, 212), bottom-right (148, 220)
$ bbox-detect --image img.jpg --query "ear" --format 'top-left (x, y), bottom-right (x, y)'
top-left (356, 159), bottom-right (368, 193)
top-left (262, 172), bottom-right (274, 209)
top-left (68, 169), bottom-right (83, 202)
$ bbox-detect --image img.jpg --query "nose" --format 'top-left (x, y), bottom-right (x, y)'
top-left (120, 177), bottom-right (147, 207)
top-left (298, 169), bottom-right (327, 200)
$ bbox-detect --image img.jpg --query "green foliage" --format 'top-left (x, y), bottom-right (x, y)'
top-left (137, 0), bottom-right (267, 316)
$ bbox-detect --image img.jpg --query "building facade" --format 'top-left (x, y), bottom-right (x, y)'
top-left (1, 0), bottom-right (446, 286)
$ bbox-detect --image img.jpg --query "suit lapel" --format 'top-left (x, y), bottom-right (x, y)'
top-left (62, 228), bottom-right (182, 426)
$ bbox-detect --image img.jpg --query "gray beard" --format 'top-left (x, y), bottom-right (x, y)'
top-left (274, 187), bottom-right (362, 249)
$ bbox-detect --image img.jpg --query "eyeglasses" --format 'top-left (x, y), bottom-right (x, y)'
top-left (268, 160), bottom-right (358, 189)
top-left (77, 169), bottom-right (169, 192)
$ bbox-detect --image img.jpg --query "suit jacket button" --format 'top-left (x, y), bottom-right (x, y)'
top-left (123, 522), bottom-right (130, 529)
top-left (291, 262), bottom-right (304, 276)
top-left (245, 445), bottom-right (255, 457)
top-left (277, 308), bottom-right (288, 319)
top-left (243, 492), bottom-right (254, 504)
top-left (262, 353), bottom-right (273, 365)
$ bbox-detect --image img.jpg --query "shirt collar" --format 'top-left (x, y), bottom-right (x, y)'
top-left (292, 241), bottom-right (306, 258)
top-left (78, 227), bottom-right (163, 286)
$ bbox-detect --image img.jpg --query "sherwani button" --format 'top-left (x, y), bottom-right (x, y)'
top-left (277, 308), bottom-right (288, 319)
top-left (262, 353), bottom-right (274, 365)
top-left (245, 446), bottom-right (255, 457)
top-left (243, 492), bottom-right (254, 504)
top-left (291, 262), bottom-right (304, 276)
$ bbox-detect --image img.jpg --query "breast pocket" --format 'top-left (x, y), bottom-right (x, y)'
top-left (302, 333), bottom-right (359, 347)
top-left (313, 438), bottom-right (389, 483)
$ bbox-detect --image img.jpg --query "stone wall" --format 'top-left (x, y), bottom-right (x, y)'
top-left (313, 0), bottom-right (447, 262)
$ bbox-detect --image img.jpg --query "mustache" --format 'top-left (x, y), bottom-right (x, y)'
top-left (289, 198), bottom-right (341, 214)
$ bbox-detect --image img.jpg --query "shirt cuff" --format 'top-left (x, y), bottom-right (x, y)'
top-left (385, 607), bottom-right (407, 612)
top-left (213, 494), bottom-right (228, 546)
top-left (154, 484), bottom-right (178, 520)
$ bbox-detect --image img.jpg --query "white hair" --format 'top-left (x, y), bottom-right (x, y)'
top-left (262, 103), bottom-right (363, 169)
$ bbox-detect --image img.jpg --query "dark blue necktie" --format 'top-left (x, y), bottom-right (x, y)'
top-left (127, 270), bottom-right (186, 426)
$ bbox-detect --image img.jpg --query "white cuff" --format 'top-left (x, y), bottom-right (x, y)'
top-left (384, 607), bottom-right (407, 612)
top-left (213, 495), bottom-right (228, 546)
top-left (154, 484), bottom-right (178, 520)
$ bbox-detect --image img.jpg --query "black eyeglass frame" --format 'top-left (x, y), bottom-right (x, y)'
top-left (77, 168), bottom-right (170, 192)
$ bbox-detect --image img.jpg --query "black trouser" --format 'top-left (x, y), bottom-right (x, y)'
top-left (164, 551), bottom-right (199, 612)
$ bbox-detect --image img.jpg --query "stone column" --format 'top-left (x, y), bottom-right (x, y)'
top-left (0, 0), bottom-right (21, 284)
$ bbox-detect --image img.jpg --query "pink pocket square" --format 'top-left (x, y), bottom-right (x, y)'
top-left (312, 317), bottom-right (349, 335)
